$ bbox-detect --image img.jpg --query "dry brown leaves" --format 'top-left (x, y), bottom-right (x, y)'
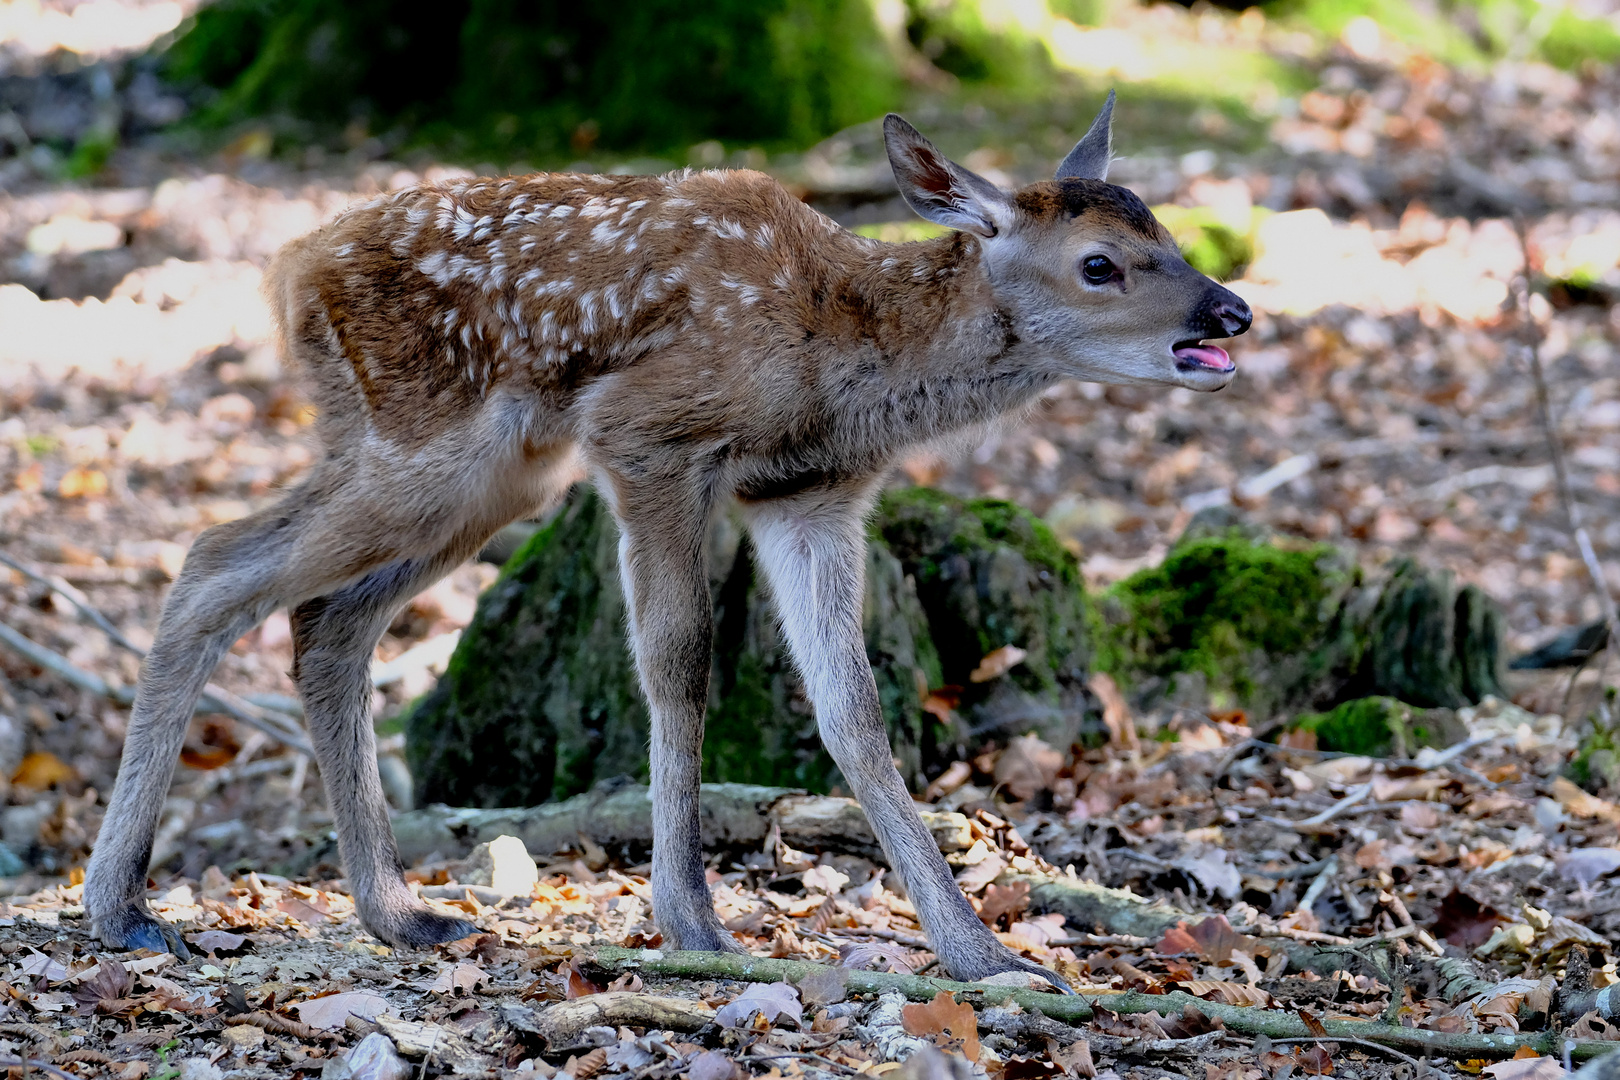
top-left (901, 991), bottom-right (981, 1061)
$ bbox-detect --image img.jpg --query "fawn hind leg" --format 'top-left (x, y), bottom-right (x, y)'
top-left (286, 533), bottom-right (492, 947)
top-left (86, 438), bottom-right (573, 954)
top-left (85, 480), bottom-right (346, 954)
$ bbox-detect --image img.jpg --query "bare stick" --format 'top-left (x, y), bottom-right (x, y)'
top-left (1262, 1035), bottom-right (1435, 1076)
top-left (0, 618), bottom-right (313, 756)
top-left (0, 551), bottom-right (307, 736)
top-left (1513, 216), bottom-right (1620, 722)
top-left (589, 947), bottom-right (1616, 1062)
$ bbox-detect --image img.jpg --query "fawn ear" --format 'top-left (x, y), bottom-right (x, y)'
top-left (1056, 89), bottom-right (1115, 182)
top-left (884, 114), bottom-right (1010, 239)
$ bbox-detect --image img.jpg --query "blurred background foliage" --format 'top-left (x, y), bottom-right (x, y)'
top-left (160, 0), bottom-right (1620, 164)
top-left (138, 0), bottom-right (1620, 281)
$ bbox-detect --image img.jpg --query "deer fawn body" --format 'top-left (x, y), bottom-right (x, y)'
top-left (85, 95), bottom-right (1249, 986)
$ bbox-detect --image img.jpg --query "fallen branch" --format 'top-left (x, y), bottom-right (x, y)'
top-left (503, 993), bottom-right (714, 1052)
top-left (382, 784), bottom-right (1472, 984)
top-left (387, 785), bottom-right (972, 868)
top-left (0, 617), bottom-right (312, 756)
top-left (587, 948), bottom-right (1615, 1063)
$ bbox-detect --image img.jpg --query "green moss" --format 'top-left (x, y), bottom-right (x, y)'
top-left (875, 487), bottom-right (1095, 747)
top-left (1266, 0), bottom-right (1620, 71)
top-left (1152, 205), bottom-right (1271, 282)
top-left (1291, 695), bottom-right (1465, 757)
top-left (164, 0), bottom-right (901, 156)
top-left (1568, 724), bottom-right (1620, 794)
top-left (1093, 529), bottom-right (1353, 718)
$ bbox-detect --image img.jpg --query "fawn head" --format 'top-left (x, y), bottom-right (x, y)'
top-left (884, 92), bottom-right (1251, 392)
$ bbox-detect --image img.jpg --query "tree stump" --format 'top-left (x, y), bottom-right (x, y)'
top-left (405, 495), bottom-right (1506, 807)
top-left (1092, 508), bottom-right (1506, 723)
top-left (405, 487), bottom-right (1093, 807)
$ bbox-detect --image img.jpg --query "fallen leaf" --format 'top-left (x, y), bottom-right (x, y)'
top-left (1296, 1045), bottom-right (1334, 1075)
top-left (901, 991), bottom-right (981, 1061)
top-left (1002, 1057), bottom-right (1064, 1079)
top-left (1174, 849), bottom-right (1242, 900)
top-left (924, 760), bottom-right (972, 801)
top-left (837, 940), bottom-right (917, 973)
top-left (19, 950), bottom-right (69, 982)
top-left (994, 734), bottom-right (1062, 801)
top-left (970, 644), bottom-right (1027, 683)
top-left (428, 962), bottom-right (489, 995)
top-left (565, 959), bottom-right (602, 999)
top-left (57, 466), bottom-right (108, 499)
top-left (276, 895), bottom-right (333, 924)
top-left (1556, 847), bottom-right (1620, 887)
top-left (954, 852), bottom-right (1008, 894)
top-left (189, 930), bottom-right (248, 956)
top-left (1089, 1004), bottom-right (1167, 1039)
top-left (1178, 980), bottom-right (1272, 1007)
top-left (1050, 1038), bottom-right (1095, 1078)
top-left (801, 864), bottom-right (850, 894)
top-left (689, 1051), bottom-right (739, 1080)
top-left (12, 751), bottom-right (77, 790)
top-left (292, 990), bottom-right (392, 1031)
top-left (1552, 778), bottom-right (1620, 823)
top-left (1481, 1057), bottom-right (1567, 1079)
top-left (1431, 890), bottom-right (1506, 949)
top-left (974, 880), bottom-right (1030, 928)
top-left (333, 1031), bottom-right (411, 1080)
top-left (715, 980), bottom-right (802, 1028)
top-left (796, 966), bottom-right (849, 1006)
top-left (71, 962), bottom-right (139, 1017)
top-left (1088, 672), bottom-right (1138, 751)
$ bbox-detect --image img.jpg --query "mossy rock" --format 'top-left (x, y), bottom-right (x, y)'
top-left (405, 486), bottom-right (1092, 807)
top-left (1568, 723), bottom-right (1620, 794)
top-left (1290, 696), bottom-right (1467, 758)
top-left (1092, 518), bottom-right (1506, 722)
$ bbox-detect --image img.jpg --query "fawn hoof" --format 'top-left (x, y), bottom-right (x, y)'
top-left (95, 902), bottom-right (192, 958)
top-left (937, 941), bottom-right (1070, 993)
top-left (368, 907), bottom-right (479, 949)
top-left (655, 909), bottom-right (747, 954)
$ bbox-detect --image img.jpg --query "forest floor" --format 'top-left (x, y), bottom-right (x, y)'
top-left (1, 0), bottom-right (1619, 1077)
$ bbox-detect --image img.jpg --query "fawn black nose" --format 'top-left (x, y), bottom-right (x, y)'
top-left (1207, 290), bottom-right (1252, 337)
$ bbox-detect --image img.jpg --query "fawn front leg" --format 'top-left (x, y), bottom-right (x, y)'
top-left (606, 477), bottom-right (741, 954)
top-left (745, 496), bottom-right (1068, 988)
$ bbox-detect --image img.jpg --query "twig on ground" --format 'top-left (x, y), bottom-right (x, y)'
top-left (1297, 784), bottom-right (1372, 827)
top-left (1513, 215), bottom-right (1620, 724)
top-left (0, 1058), bottom-right (76, 1080)
top-left (1297, 856), bottom-right (1339, 916)
top-left (1262, 1035), bottom-right (1435, 1076)
top-left (589, 948), bottom-right (1616, 1062)
top-left (828, 926), bottom-right (931, 950)
top-left (0, 617), bottom-right (312, 755)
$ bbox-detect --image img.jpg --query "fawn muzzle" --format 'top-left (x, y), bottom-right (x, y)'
top-left (1172, 285), bottom-right (1252, 381)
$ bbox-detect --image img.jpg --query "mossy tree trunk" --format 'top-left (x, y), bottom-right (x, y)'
top-left (1092, 509), bottom-right (1506, 723)
top-left (405, 486), bottom-right (1093, 808)
top-left (405, 496), bottom-right (1507, 809)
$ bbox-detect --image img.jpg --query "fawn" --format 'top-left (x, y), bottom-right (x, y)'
top-left (85, 92), bottom-right (1249, 988)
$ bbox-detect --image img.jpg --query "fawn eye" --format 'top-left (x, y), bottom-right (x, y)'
top-left (1081, 255), bottom-right (1117, 285)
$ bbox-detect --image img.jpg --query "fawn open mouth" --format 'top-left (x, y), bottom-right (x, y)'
top-left (1172, 339), bottom-right (1235, 374)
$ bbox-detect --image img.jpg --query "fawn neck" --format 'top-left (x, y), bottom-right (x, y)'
top-left (823, 230), bottom-right (1056, 449)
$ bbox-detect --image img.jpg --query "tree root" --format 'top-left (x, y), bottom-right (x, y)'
top-left (588, 947), bottom-right (1618, 1064)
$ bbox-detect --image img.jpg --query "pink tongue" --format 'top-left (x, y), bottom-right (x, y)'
top-left (1174, 343), bottom-right (1232, 371)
